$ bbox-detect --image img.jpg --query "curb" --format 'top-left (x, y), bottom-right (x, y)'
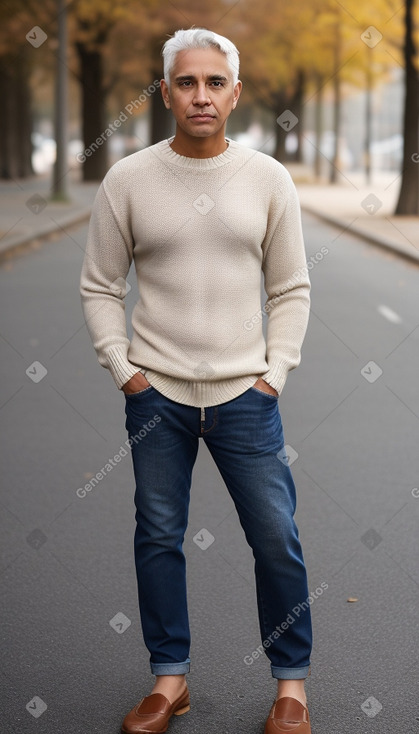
top-left (0, 208), bottom-right (92, 263)
top-left (1, 201), bottom-right (417, 268)
top-left (301, 204), bottom-right (419, 266)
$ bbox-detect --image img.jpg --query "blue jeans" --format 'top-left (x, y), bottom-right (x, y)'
top-left (124, 384), bottom-right (312, 679)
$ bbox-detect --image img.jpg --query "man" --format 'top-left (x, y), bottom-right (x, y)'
top-left (80, 27), bottom-right (312, 734)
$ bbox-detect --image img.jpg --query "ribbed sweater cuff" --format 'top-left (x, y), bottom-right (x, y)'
top-left (106, 346), bottom-right (143, 389)
top-left (262, 360), bottom-right (290, 396)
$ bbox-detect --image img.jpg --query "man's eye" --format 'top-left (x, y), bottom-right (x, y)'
top-left (211, 81), bottom-right (223, 87)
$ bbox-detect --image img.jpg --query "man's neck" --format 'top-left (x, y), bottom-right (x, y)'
top-left (169, 129), bottom-right (229, 159)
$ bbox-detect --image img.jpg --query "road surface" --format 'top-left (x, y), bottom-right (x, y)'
top-left (1, 213), bottom-right (418, 733)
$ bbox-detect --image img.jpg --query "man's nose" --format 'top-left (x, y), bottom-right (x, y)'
top-left (193, 83), bottom-right (210, 105)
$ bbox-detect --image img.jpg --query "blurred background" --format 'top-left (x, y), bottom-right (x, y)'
top-left (0, 0), bottom-right (418, 214)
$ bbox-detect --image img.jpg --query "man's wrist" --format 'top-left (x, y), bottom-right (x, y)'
top-left (253, 377), bottom-right (278, 396)
top-left (121, 371), bottom-right (151, 394)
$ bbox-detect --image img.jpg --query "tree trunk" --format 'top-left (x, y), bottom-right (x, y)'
top-left (395, 0), bottom-right (419, 215)
top-left (273, 123), bottom-right (286, 162)
top-left (330, 29), bottom-right (341, 184)
top-left (149, 34), bottom-right (175, 145)
top-left (0, 57), bottom-right (17, 179)
top-left (290, 69), bottom-right (305, 163)
top-left (16, 52), bottom-right (33, 177)
top-left (150, 70), bottom-right (175, 144)
top-left (314, 74), bottom-right (323, 179)
top-left (76, 43), bottom-right (108, 181)
top-left (0, 54), bottom-right (33, 179)
top-left (52, 0), bottom-right (69, 199)
top-left (364, 62), bottom-right (372, 185)
top-left (272, 91), bottom-right (290, 162)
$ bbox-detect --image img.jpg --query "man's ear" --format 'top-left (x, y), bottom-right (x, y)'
top-left (232, 80), bottom-right (242, 109)
top-left (160, 79), bottom-right (171, 109)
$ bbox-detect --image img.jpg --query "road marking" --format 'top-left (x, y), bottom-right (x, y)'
top-left (377, 305), bottom-right (402, 324)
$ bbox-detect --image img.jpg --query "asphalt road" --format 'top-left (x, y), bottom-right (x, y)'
top-left (1, 213), bottom-right (418, 734)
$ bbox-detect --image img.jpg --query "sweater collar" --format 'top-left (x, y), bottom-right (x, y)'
top-left (156, 136), bottom-right (240, 168)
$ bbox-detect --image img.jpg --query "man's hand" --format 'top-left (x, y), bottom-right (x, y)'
top-left (122, 372), bottom-right (151, 395)
top-left (253, 378), bottom-right (278, 397)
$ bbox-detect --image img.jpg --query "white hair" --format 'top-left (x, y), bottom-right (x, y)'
top-left (162, 28), bottom-right (240, 86)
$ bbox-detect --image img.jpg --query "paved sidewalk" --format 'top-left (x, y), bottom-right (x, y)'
top-left (290, 166), bottom-right (419, 265)
top-left (1, 167), bottom-right (418, 265)
top-left (0, 174), bottom-right (98, 261)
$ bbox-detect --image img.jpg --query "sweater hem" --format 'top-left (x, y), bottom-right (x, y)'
top-left (261, 361), bottom-right (290, 396)
top-left (143, 370), bottom-right (261, 407)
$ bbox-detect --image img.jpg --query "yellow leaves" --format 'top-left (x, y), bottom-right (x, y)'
top-left (75, 0), bottom-right (123, 22)
top-left (237, 0), bottom-right (407, 99)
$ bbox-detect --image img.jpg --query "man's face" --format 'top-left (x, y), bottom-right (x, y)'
top-left (161, 47), bottom-right (242, 140)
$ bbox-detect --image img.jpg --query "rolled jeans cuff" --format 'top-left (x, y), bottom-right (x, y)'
top-left (271, 664), bottom-right (311, 680)
top-left (150, 658), bottom-right (190, 676)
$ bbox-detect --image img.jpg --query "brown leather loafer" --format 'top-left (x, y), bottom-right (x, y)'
top-left (264, 696), bottom-right (311, 733)
top-left (121, 688), bottom-right (190, 733)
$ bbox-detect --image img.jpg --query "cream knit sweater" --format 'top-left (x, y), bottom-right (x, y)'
top-left (80, 138), bottom-right (310, 407)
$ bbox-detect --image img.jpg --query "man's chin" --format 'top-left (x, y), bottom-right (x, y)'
top-left (184, 124), bottom-right (222, 139)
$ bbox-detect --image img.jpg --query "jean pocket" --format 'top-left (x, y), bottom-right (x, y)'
top-left (124, 385), bottom-right (154, 398)
top-left (249, 386), bottom-right (278, 400)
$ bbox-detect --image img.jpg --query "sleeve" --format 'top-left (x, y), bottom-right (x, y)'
top-left (260, 170), bottom-right (311, 395)
top-left (79, 177), bottom-right (143, 389)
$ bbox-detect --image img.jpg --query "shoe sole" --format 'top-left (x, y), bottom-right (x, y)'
top-left (120, 704), bottom-right (190, 733)
top-left (174, 704), bottom-right (190, 716)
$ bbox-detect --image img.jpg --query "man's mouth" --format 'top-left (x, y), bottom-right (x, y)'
top-left (190, 114), bottom-right (215, 120)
